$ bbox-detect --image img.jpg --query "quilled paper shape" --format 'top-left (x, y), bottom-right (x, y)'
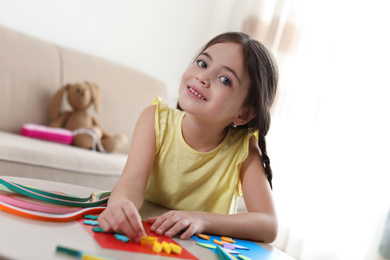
top-left (196, 242), bottom-right (217, 249)
top-left (162, 241), bottom-right (172, 254)
top-left (92, 227), bottom-right (105, 233)
top-left (223, 248), bottom-right (240, 254)
top-left (217, 246), bottom-right (239, 260)
top-left (223, 242), bottom-right (235, 250)
top-left (83, 220), bottom-right (99, 226)
top-left (84, 214), bottom-right (99, 220)
top-left (169, 243), bottom-right (182, 254)
top-left (213, 239), bottom-right (224, 245)
top-left (114, 234), bottom-right (130, 242)
top-left (234, 244), bottom-right (249, 250)
top-left (238, 254), bottom-right (252, 260)
top-left (153, 241), bottom-right (163, 253)
top-left (221, 236), bottom-right (236, 243)
top-left (197, 234), bottom-right (211, 240)
top-left (141, 236), bottom-right (158, 245)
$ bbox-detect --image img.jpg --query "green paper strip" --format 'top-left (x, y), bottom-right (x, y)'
top-left (13, 183), bottom-right (91, 202)
top-left (95, 191), bottom-right (111, 200)
top-left (238, 254), bottom-right (252, 260)
top-left (0, 183), bottom-right (17, 193)
top-left (196, 242), bottom-right (217, 249)
top-left (0, 178), bottom-right (108, 208)
top-left (216, 246), bottom-right (237, 260)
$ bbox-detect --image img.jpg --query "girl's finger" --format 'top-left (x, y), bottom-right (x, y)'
top-left (102, 209), bottom-right (122, 232)
top-left (97, 215), bottom-right (112, 232)
top-left (155, 214), bottom-right (183, 235)
top-left (122, 204), bottom-right (146, 240)
top-left (164, 219), bottom-right (190, 238)
top-left (179, 224), bottom-right (197, 240)
top-left (146, 216), bottom-right (159, 224)
top-left (149, 213), bottom-right (171, 232)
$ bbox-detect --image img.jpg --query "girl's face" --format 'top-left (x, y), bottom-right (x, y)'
top-left (179, 42), bottom-right (251, 127)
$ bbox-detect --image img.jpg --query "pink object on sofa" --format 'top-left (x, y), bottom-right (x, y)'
top-left (20, 123), bottom-right (73, 145)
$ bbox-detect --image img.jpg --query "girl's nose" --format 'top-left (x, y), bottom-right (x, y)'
top-left (196, 75), bottom-right (210, 88)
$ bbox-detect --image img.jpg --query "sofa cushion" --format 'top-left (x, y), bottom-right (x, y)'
top-left (0, 131), bottom-right (126, 190)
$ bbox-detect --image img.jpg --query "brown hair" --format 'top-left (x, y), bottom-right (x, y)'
top-left (179, 32), bottom-right (278, 189)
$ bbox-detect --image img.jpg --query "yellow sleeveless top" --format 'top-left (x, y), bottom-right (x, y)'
top-left (145, 96), bottom-right (254, 214)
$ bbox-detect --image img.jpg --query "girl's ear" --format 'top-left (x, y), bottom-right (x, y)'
top-left (233, 108), bottom-right (256, 126)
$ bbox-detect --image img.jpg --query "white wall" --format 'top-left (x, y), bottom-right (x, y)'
top-left (0, 0), bottom-right (251, 103)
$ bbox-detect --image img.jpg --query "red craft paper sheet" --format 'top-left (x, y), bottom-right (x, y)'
top-left (78, 218), bottom-right (198, 260)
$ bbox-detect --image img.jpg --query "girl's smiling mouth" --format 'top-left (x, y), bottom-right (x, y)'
top-left (188, 86), bottom-right (207, 100)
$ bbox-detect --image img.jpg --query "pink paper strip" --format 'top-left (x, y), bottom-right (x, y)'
top-left (0, 194), bottom-right (81, 214)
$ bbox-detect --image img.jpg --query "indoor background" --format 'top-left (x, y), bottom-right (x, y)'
top-left (1, 0), bottom-right (389, 259)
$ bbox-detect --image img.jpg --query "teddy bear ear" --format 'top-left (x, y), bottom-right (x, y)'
top-left (49, 84), bottom-right (70, 120)
top-left (85, 81), bottom-right (101, 113)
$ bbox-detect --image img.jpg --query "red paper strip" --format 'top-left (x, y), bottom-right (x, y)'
top-left (78, 218), bottom-right (198, 260)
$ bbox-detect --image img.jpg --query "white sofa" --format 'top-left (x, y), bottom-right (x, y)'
top-left (0, 25), bottom-right (166, 190)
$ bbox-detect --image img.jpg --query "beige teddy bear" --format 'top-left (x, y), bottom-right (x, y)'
top-left (48, 81), bottom-right (128, 153)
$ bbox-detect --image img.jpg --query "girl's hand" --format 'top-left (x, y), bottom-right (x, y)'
top-left (98, 199), bottom-right (146, 243)
top-left (147, 211), bottom-right (205, 240)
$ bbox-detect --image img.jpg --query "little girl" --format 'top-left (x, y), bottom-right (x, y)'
top-left (98, 32), bottom-right (279, 243)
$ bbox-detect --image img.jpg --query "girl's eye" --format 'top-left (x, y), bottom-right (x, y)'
top-left (197, 60), bottom-right (207, 68)
top-left (220, 76), bottom-right (232, 86)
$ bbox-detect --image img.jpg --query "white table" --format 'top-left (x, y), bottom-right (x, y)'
top-left (0, 177), bottom-right (294, 260)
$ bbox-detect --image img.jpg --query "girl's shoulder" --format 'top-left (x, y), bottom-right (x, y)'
top-left (152, 96), bottom-right (184, 121)
top-left (152, 96), bottom-right (177, 115)
top-left (151, 95), bottom-right (167, 107)
top-left (136, 104), bottom-right (157, 128)
top-left (152, 96), bottom-right (184, 152)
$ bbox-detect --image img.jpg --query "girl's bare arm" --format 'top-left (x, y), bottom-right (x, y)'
top-left (98, 105), bottom-right (156, 240)
top-left (202, 136), bottom-right (277, 242)
top-left (107, 105), bottom-right (156, 208)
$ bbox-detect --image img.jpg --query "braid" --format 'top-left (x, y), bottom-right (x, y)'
top-left (258, 134), bottom-right (273, 190)
top-left (242, 36), bottom-right (277, 191)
